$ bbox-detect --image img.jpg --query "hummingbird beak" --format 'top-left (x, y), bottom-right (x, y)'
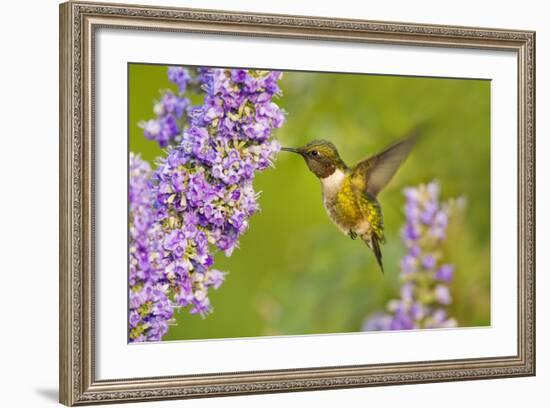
top-left (281, 147), bottom-right (301, 154)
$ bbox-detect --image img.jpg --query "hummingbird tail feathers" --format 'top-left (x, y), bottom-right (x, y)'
top-left (364, 234), bottom-right (384, 274)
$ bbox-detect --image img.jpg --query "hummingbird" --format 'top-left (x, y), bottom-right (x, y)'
top-left (281, 132), bottom-right (417, 273)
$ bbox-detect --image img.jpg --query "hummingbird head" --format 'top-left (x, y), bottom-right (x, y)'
top-left (281, 140), bottom-right (348, 178)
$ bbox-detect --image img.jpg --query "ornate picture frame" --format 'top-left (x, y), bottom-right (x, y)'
top-left (59, 1), bottom-right (535, 405)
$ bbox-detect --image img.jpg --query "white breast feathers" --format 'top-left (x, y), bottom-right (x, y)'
top-left (320, 169), bottom-right (346, 198)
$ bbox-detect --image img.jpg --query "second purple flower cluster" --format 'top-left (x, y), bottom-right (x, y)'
top-left (363, 182), bottom-right (461, 331)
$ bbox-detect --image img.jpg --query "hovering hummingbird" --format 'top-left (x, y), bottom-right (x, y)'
top-left (281, 132), bottom-right (418, 273)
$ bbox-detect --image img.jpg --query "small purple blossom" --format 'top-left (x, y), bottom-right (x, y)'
top-left (362, 313), bottom-right (392, 331)
top-left (205, 269), bottom-right (226, 289)
top-left (422, 254), bottom-right (436, 270)
top-left (434, 284), bottom-right (452, 305)
top-left (168, 66), bottom-right (193, 94)
top-left (435, 264), bottom-right (454, 282)
top-left (363, 182), bottom-right (460, 331)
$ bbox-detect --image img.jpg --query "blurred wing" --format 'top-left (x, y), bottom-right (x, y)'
top-left (351, 132), bottom-right (418, 196)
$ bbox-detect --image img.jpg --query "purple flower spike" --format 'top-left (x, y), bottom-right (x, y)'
top-left (364, 181), bottom-right (460, 332)
top-left (131, 67), bottom-right (286, 341)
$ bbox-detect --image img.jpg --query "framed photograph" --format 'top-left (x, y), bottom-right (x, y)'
top-left (59, 1), bottom-right (535, 405)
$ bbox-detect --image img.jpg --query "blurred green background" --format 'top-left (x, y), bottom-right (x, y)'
top-left (129, 64), bottom-right (491, 341)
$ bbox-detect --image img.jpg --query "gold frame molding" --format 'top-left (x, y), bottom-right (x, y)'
top-left (59, 1), bottom-right (536, 405)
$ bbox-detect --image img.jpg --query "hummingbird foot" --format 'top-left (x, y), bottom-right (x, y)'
top-left (348, 230), bottom-right (358, 240)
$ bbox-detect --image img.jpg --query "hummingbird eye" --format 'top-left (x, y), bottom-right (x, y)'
top-left (309, 150), bottom-right (319, 157)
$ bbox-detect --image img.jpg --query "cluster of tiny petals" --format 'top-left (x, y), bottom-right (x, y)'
top-left (151, 68), bottom-right (285, 319)
top-left (128, 153), bottom-right (174, 342)
top-left (363, 182), bottom-right (459, 331)
top-left (139, 67), bottom-right (193, 147)
top-left (129, 154), bottom-right (228, 342)
top-left (129, 283), bottom-right (173, 342)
